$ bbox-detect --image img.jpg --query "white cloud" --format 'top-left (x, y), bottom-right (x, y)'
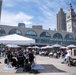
top-left (1, 10), bottom-right (33, 26)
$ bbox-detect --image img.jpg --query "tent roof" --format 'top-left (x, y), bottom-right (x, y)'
top-left (0, 34), bottom-right (35, 45)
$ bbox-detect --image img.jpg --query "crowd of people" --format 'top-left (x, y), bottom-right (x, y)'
top-left (4, 48), bottom-right (35, 71)
top-left (0, 46), bottom-right (76, 69)
top-left (39, 49), bottom-right (61, 58)
top-left (39, 47), bottom-right (76, 66)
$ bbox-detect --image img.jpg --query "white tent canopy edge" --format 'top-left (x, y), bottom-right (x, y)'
top-left (0, 34), bottom-right (35, 45)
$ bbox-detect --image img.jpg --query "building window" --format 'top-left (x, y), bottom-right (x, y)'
top-left (53, 33), bottom-right (63, 39)
top-left (65, 34), bottom-right (73, 40)
top-left (25, 30), bottom-right (37, 37)
top-left (0, 27), bottom-right (5, 36)
top-left (8, 29), bottom-right (22, 35)
top-left (40, 32), bottom-right (51, 38)
top-left (67, 16), bottom-right (70, 18)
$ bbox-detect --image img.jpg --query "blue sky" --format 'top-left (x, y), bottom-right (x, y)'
top-left (1, 0), bottom-right (76, 30)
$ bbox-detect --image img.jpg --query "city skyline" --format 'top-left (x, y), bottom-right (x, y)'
top-left (1, 0), bottom-right (76, 30)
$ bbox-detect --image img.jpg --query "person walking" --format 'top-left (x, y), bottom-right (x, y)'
top-left (61, 48), bottom-right (72, 66)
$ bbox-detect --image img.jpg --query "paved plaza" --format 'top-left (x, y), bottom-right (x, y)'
top-left (0, 55), bottom-right (76, 75)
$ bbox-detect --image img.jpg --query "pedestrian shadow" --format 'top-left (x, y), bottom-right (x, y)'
top-left (39, 64), bottom-right (66, 73)
top-left (15, 67), bottom-right (23, 73)
top-left (15, 67), bottom-right (40, 74)
top-left (15, 64), bottom-right (66, 74)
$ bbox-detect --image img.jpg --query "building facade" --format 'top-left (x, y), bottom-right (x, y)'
top-left (66, 3), bottom-right (76, 33)
top-left (0, 25), bottom-right (76, 46)
top-left (0, 3), bottom-right (76, 46)
top-left (56, 8), bottom-right (66, 31)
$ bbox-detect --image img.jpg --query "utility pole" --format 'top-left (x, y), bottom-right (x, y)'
top-left (0, 0), bottom-right (2, 23)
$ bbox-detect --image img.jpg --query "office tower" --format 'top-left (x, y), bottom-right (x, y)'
top-left (56, 8), bottom-right (66, 31)
top-left (66, 3), bottom-right (76, 33)
top-left (0, 0), bottom-right (2, 21)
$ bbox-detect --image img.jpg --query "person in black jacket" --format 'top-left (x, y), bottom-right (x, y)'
top-left (28, 49), bottom-right (35, 65)
top-left (17, 49), bottom-right (25, 67)
top-left (7, 49), bottom-right (13, 62)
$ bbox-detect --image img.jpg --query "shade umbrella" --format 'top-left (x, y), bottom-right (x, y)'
top-left (44, 45), bottom-right (52, 49)
top-left (41, 46), bottom-right (46, 49)
top-left (60, 46), bottom-right (66, 49)
top-left (6, 44), bottom-right (20, 48)
top-left (66, 44), bottom-right (76, 48)
top-left (27, 46), bottom-right (32, 48)
top-left (32, 46), bottom-right (39, 49)
top-left (0, 34), bottom-right (35, 45)
top-left (51, 44), bottom-right (62, 48)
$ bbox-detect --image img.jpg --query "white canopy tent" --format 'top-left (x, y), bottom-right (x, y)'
top-left (0, 34), bottom-right (35, 45)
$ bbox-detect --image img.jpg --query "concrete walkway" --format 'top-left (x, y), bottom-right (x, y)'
top-left (0, 56), bottom-right (76, 75)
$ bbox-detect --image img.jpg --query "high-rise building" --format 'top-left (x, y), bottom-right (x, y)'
top-left (66, 3), bottom-right (76, 33)
top-left (0, 0), bottom-right (2, 22)
top-left (56, 8), bottom-right (66, 31)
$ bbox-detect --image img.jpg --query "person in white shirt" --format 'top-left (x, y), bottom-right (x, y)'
top-left (65, 48), bottom-right (72, 59)
top-left (61, 48), bottom-right (72, 66)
